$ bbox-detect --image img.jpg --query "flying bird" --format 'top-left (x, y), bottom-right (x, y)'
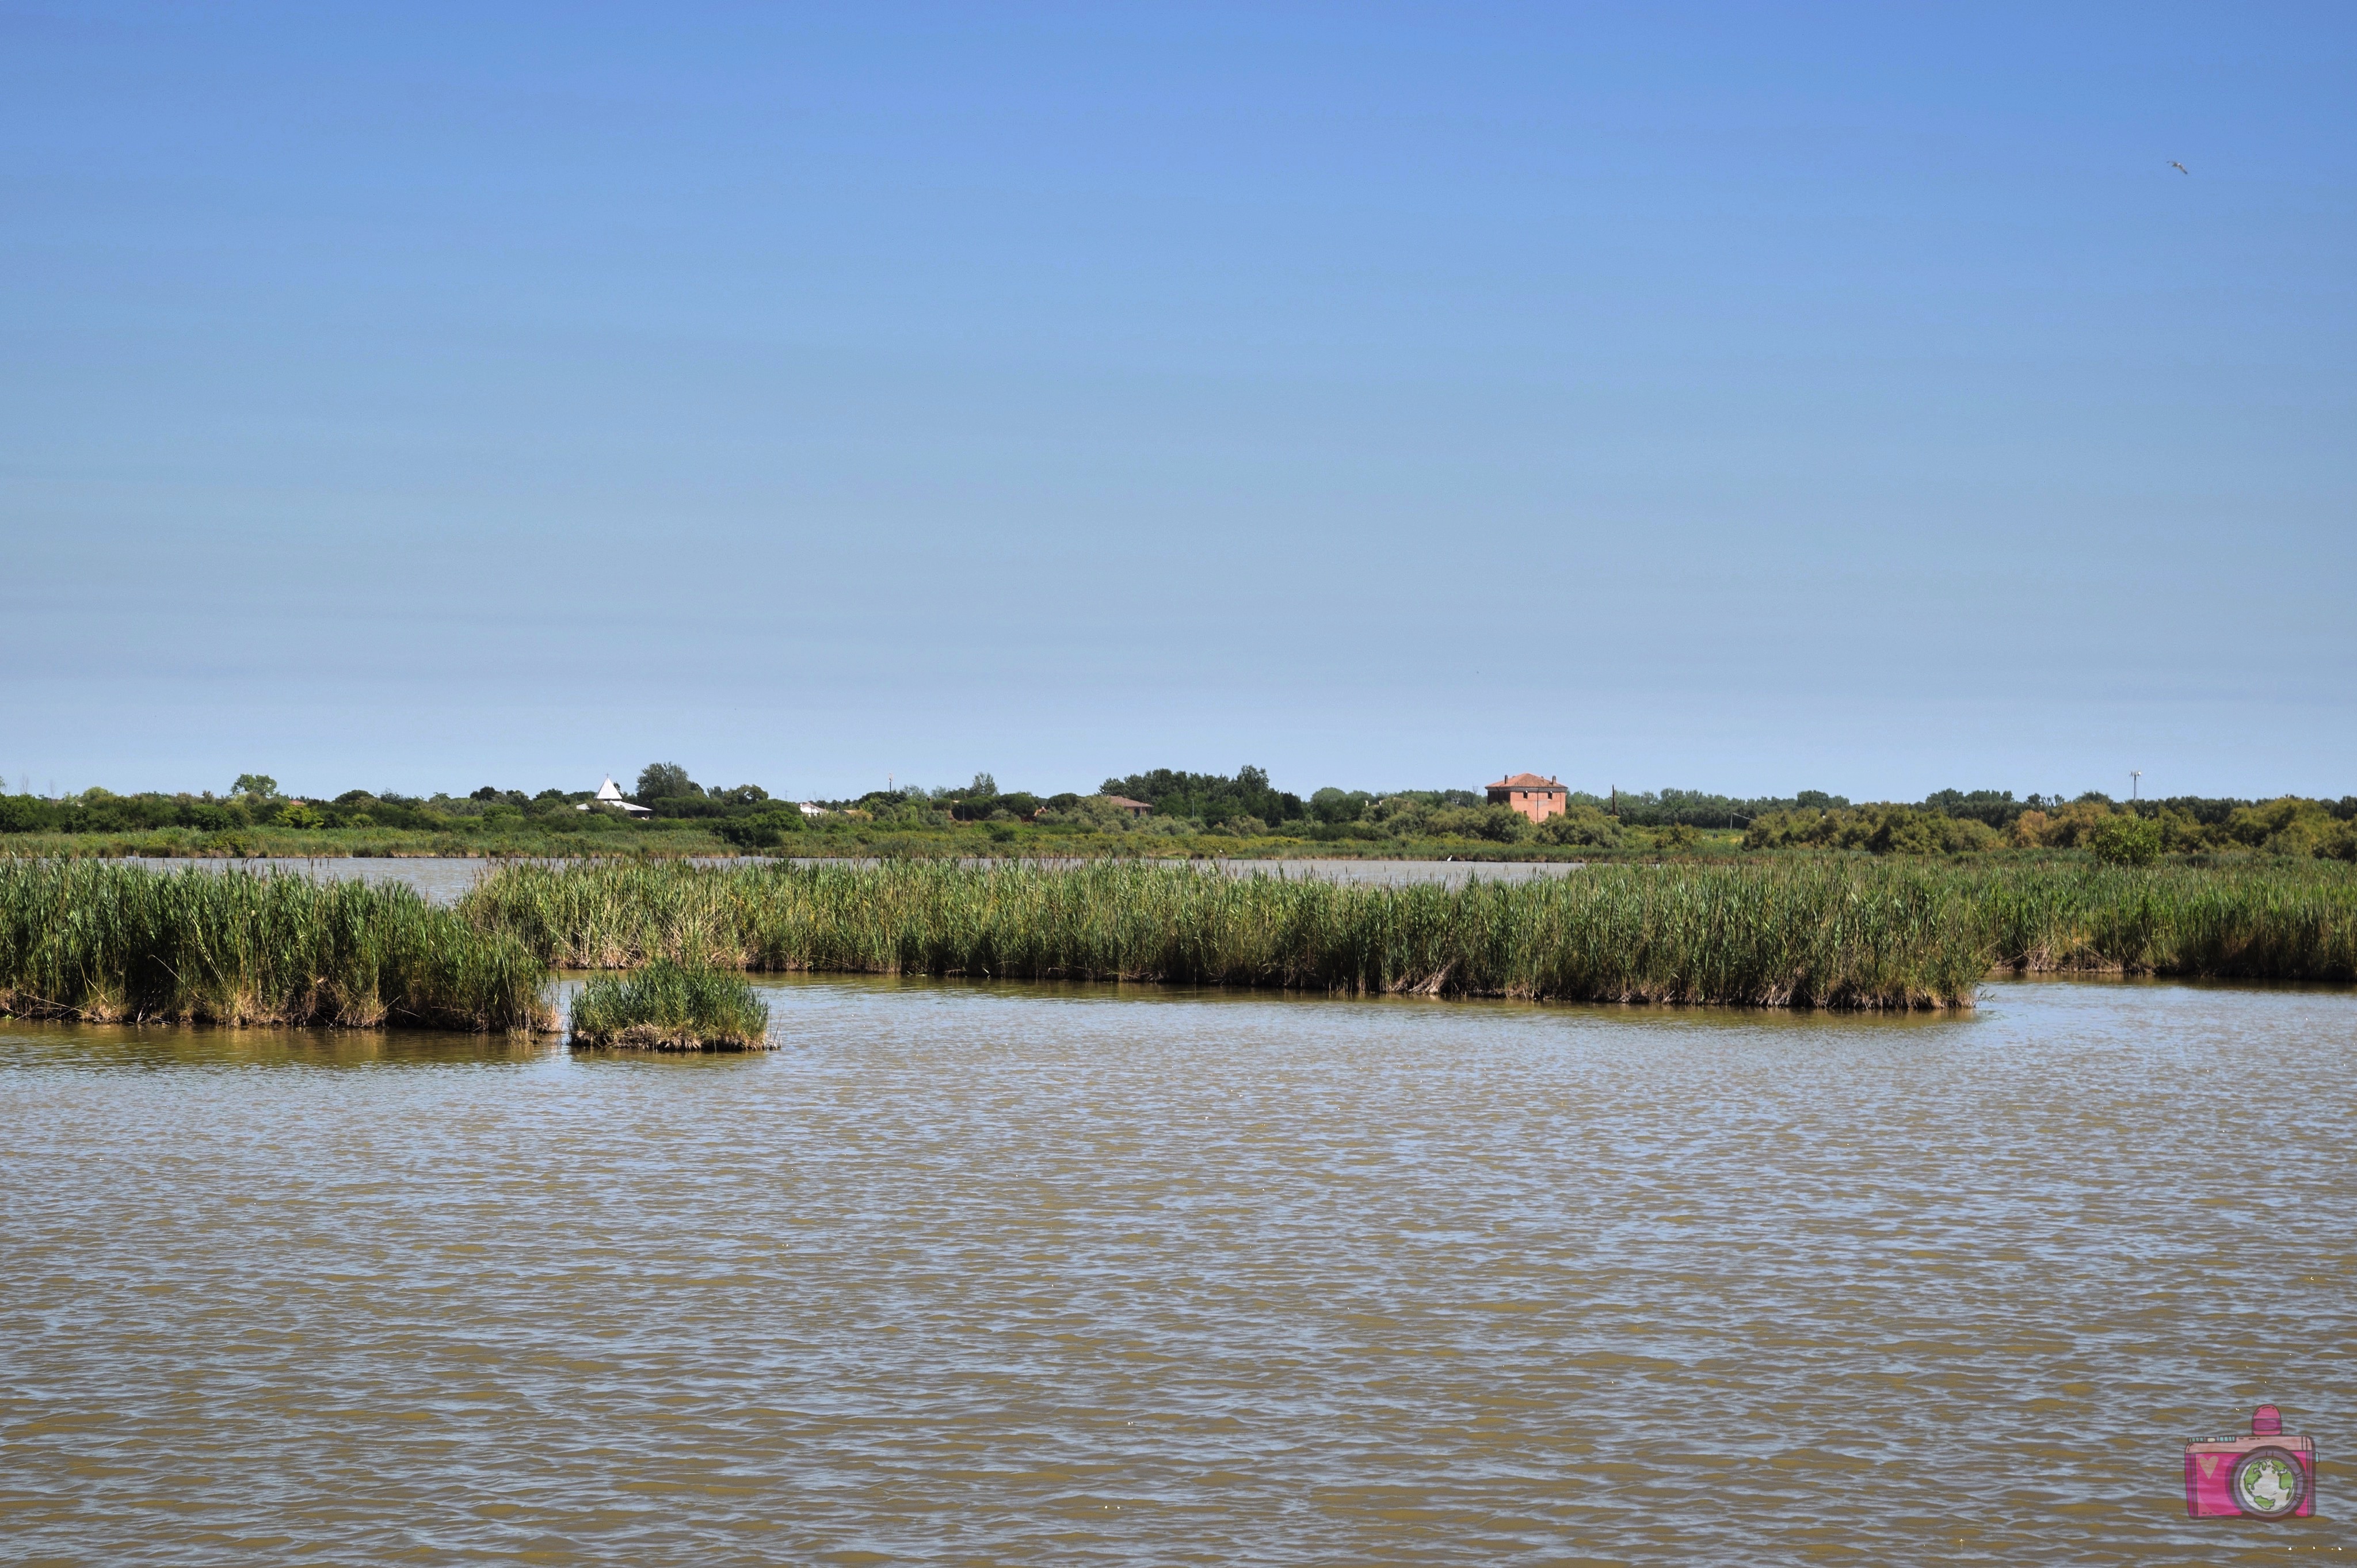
top-left (2171, 161), bottom-right (2190, 175)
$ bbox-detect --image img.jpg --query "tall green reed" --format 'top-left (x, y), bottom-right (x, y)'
top-left (462, 857), bottom-right (2022, 1008)
top-left (0, 860), bottom-right (552, 1030)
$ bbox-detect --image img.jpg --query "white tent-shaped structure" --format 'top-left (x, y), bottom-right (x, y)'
top-left (578, 776), bottom-right (654, 815)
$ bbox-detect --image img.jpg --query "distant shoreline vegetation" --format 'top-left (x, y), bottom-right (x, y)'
top-left (2, 764), bottom-right (2354, 867)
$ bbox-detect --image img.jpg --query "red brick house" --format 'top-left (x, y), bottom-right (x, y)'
top-left (1486, 773), bottom-right (1568, 824)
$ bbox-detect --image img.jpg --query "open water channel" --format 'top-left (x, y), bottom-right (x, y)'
top-left (115, 854), bottom-right (1589, 904)
top-left (2, 965), bottom-right (2348, 1563)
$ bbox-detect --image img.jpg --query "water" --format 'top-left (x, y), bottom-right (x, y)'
top-left (113, 854), bottom-right (1587, 905)
top-left (118, 854), bottom-right (499, 905)
top-left (2, 978), bottom-right (2348, 1563)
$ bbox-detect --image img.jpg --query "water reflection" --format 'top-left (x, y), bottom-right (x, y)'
top-left (0, 1016), bottom-right (562, 1070)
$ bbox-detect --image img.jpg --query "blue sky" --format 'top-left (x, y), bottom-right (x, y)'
top-left (4, 3), bottom-right (2351, 803)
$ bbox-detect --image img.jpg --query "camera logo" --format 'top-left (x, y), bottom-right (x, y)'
top-left (2184, 1405), bottom-right (2314, 1520)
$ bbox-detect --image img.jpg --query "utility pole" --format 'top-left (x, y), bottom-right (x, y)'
top-left (2130, 770), bottom-right (2141, 802)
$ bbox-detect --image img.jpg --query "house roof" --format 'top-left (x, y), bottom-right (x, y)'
top-left (1102, 796), bottom-right (1153, 811)
top-left (589, 776), bottom-right (654, 814)
top-left (1487, 773), bottom-right (1564, 791)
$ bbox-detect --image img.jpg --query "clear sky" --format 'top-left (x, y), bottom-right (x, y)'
top-left (5, 3), bottom-right (2351, 804)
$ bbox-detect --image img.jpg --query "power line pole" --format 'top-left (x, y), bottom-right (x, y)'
top-left (2130, 770), bottom-right (2142, 802)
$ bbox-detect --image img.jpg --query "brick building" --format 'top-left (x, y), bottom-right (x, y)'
top-left (1486, 773), bottom-right (1568, 824)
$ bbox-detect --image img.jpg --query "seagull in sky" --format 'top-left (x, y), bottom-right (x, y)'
top-left (2170, 161), bottom-right (2190, 175)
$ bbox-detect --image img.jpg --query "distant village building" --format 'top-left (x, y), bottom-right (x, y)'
top-left (797, 802), bottom-right (829, 818)
top-left (578, 776), bottom-right (654, 816)
top-left (1102, 795), bottom-right (1153, 817)
top-left (1487, 773), bottom-right (1568, 824)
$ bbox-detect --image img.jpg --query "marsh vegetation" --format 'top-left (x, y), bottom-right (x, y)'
top-left (568, 959), bottom-right (772, 1050)
top-left (7, 853), bottom-right (2352, 1036)
top-left (0, 860), bottom-right (551, 1031)
top-left (458, 857), bottom-right (2357, 1009)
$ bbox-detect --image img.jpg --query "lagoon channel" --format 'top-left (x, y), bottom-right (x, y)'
top-left (113, 854), bottom-right (1591, 905)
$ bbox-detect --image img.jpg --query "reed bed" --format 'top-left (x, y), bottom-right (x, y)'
top-left (460, 858), bottom-right (2038, 1008)
top-left (0, 860), bottom-right (553, 1031)
top-left (17, 859), bottom-right (2343, 1032)
top-left (1973, 863), bottom-right (2357, 979)
top-left (569, 959), bottom-right (773, 1050)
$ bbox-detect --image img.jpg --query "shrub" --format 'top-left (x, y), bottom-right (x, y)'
top-left (1426, 805), bottom-right (1531, 842)
top-left (716, 811), bottom-right (806, 849)
top-left (2222, 796), bottom-right (2337, 851)
top-left (2088, 814), bottom-right (2162, 867)
top-left (0, 795), bottom-right (59, 833)
top-left (2009, 802), bottom-right (2116, 849)
top-left (1749, 806), bottom-right (1999, 856)
top-left (1537, 806), bottom-right (1623, 848)
top-left (1036, 795), bottom-right (1151, 832)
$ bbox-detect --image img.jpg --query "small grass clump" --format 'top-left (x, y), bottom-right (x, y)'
top-left (569, 959), bottom-right (773, 1050)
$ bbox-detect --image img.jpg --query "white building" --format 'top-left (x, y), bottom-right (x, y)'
top-left (578, 776), bottom-right (654, 816)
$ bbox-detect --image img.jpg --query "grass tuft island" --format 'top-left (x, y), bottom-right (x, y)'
top-left (569, 960), bottom-right (773, 1051)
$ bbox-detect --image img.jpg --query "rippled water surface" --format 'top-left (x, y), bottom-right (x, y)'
top-left (3, 979), bottom-right (2348, 1563)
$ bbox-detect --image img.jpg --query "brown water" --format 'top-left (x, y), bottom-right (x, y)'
top-left (2, 978), bottom-right (2348, 1563)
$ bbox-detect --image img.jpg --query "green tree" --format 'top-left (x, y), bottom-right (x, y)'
top-left (1310, 787), bottom-right (1371, 825)
top-left (232, 773), bottom-right (278, 800)
top-left (636, 762), bottom-right (696, 800)
top-left (1100, 765), bottom-right (1303, 826)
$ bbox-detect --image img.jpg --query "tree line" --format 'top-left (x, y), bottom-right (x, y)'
top-left (5, 764), bottom-right (2354, 862)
